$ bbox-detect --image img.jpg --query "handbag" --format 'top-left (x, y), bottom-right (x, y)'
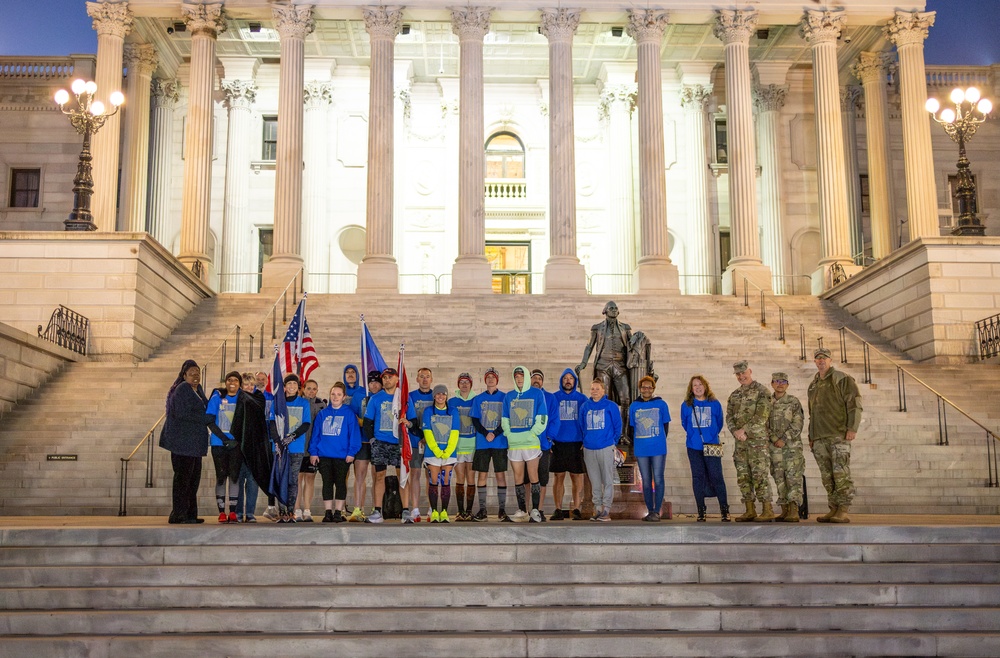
top-left (694, 405), bottom-right (724, 457)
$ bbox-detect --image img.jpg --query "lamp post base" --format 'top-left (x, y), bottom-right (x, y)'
top-left (951, 222), bottom-right (986, 237)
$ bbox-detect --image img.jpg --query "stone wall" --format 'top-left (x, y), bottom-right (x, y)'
top-left (0, 233), bottom-right (213, 361)
top-left (0, 321), bottom-right (82, 415)
top-left (823, 237), bottom-right (1000, 363)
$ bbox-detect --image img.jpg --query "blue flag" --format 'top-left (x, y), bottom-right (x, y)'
top-left (361, 319), bottom-right (388, 379)
top-left (269, 347), bottom-right (291, 507)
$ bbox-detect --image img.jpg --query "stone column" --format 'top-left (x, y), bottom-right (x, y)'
top-left (540, 8), bottom-right (587, 292)
top-left (219, 80), bottom-right (257, 293)
top-left (118, 43), bottom-right (157, 232)
top-left (262, 3), bottom-right (314, 291)
top-left (357, 6), bottom-right (403, 292)
top-left (680, 83), bottom-right (714, 294)
top-left (753, 83), bottom-right (789, 294)
top-left (450, 6), bottom-right (493, 292)
top-left (86, 1), bottom-right (133, 232)
top-left (627, 9), bottom-right (679, 292)
top-left (852, 52), bottom-right (897, 259)
top-left (885, 10), bottom-right (938, 241)
top-left (841, 86), bottom-right (864, 262)
top-left (713, 9), bottom-right (770, 292)
top-left (303, 82), bottom-right (333, 293)
top-left (799, 9), bottom-right (853, 292)
top-left (147, 78), bottom-right (178, 247)
top-left (178, 2), bottom-right (225, 274)
top-left (598, 79), bottom-right (636, 294)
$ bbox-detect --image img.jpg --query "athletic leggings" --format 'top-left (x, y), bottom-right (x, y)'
top-left (318, 457), bottom-right (351, 501)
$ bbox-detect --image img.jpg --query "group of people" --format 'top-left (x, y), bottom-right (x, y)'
top-left (159, 346), bottom-right (861, 525)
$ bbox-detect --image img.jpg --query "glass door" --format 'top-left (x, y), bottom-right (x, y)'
top-left (486, 242), bottom-right (531, 294)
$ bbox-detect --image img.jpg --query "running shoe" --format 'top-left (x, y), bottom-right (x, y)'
top-left (402, 510), bottom-right (414, 524)
top-left (411, 509), bottom-right (422, 523)
top-left (227, 511), bottom-right (239, 523)
top-left (332, 510), bottom-right (345, 523)
top-left (218, 512), bottom-right (228, 524)
top-left (365, 510), bottom-right (384, 524)
top-left (293, 509), bottom-right (303, 522)
top-left (571, 508), bottom-right (583, 521)
top-left (473, 509), bottom-right (489, 522)
top-left (430, 510), bottom-right (440, 523)
top-left (529, 509), bottom-right (542, 523)
top-left (322, 510), bottom-right (335, 523)
top-left (498, 510), bottom-right (513, 523)
top-left (263, 506), bottom-right (278, 521)
top-left (539, 510), bottom-right (547, 522)
top-left (302, 509), bottom-right (314, 522)
top-left (348, 507), bottom-right (365, 523)
top-left (512, 510), bottom-right (529, 522)
top-left (550, 509), bottom-right (565, 521)
top-left (596, 509), bottom-right (611, 522)
top-left (440, 510), bottom-right (450, 523)
top-left (245, 514), bottom-right (257, 523)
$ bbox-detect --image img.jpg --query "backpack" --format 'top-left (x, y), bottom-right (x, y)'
top-left (381, 475), bottom-right (403, 519)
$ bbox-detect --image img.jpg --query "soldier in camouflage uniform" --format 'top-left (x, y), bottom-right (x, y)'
top-left (725, 361), bottom-right (775, 522)
top-left (807, 347), bottom-right (862, 524)
top-left (767, 372), bottom-right (805, 523)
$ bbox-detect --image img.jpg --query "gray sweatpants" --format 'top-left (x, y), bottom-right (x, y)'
top-left (584, 445), bottom-right (615, 510)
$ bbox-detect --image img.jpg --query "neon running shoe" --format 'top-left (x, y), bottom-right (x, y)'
top-left (440, 510), bottom-right (450, 523)
top-left (430, 510), bottom-right (441, 523)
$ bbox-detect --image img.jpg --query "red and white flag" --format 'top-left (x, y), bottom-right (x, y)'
top-left (393, 345), bottom-right (412, 488)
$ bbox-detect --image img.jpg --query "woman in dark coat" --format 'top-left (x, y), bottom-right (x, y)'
top-left (159, 359), bottom-right (210, 524)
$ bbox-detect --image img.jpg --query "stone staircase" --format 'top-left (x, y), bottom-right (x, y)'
top-left (0, 523), bottom-right (998, 656)
top-left (1, 292), bottom-right (999, 516)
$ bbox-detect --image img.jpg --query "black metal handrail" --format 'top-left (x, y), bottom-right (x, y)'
top-left (37, 305), bottom-right (89, 355)
top-left (251, 268), bottom-right (304, 361)
top-left (733, 274), bottom-right (788, 344)
top-left (838, 326), bottom-right (1000, 486)
top-left (119, 413), bottom-right (165, 516)
top-left (975, 312), bottom-right (1000, 360)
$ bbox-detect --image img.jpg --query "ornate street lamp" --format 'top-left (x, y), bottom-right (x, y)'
top-left (54, 79), bottom-right (124, 231)
top-left (926, 87), bottom-right (992, 236)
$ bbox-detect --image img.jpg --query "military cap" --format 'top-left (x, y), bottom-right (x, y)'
top-left (814, 347), bottom-right (832, 359)
top-left (771, 372), bottom-right (789, 382)
top-left (732, 360), bottom-right (749, 373)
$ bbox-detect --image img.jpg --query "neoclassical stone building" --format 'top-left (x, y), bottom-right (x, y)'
top-left (0, 0), bottom-right (997, 297)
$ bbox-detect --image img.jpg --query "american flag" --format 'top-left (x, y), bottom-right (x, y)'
top-left (393, 345), bottom-right (413, 488)
top-left (280, 296), bottom-right (319, 383)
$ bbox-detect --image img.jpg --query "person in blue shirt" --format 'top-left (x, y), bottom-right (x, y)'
top-left (309, 382), bottom-right (362, 523)
top-left (550, 368), bottom-right (588, 521)
top-left (681, 374), bottom-right (730, 522)
top-left (628, 376), bottom-right (671, 522)
top-left (470, 368), bottom-right (508, 521)
top-left (502, 366), bottom-right (548, 523)
top-left (362, 368), bottom-right (409, 524)
top-left (449, 373), bottom-right (477, 521)
top-left (579, 379), bottom-right (622, 522)
top-left (405, 367), bottom-right (435, 523)
top-left (206, 371), bottom-right (243, 523)
top-left (268, 373), bottom-right (312, 523)
top-left (348, 370), bottom-right (382, 523)
top-left (423, 384), bottom-right (461, 523)
top-left (522, 369), bottom-right (560, 521)
top-left (343, 364), bottom-right (364, 415)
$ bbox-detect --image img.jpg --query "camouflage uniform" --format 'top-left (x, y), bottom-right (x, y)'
top-left (768, 391), bottom-right (805, 506)
top-left (726, 378), bottom-right (772, 503)
top-left (807, 365), bottom-right (862, 507)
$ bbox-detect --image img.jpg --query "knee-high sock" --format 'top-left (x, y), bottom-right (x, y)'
top-left (497, 486), bottom-right (507, 511)
top-left (441, 484), bottom-right (451, 511)
top-left (466, 485), bottom-right (476, 512)
top-left (228, 481), bottom-right (240, 512)
top-left (531, 482), bottom-right (540, 510)
top-left (215, 483), bottom-right (226, 512)
top-left (428, 484), bottom-right (439, 511)
top-left (456, 483), bottom-right (466, 514)
top-left (478, 486), bottom-right (488, 512)
top-left (515, 484), bottom-right (526, 513)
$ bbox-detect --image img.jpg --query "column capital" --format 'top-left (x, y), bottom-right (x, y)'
top-left (752, 84), bottom-right (786, 113)
top-left (150, 78), bottom-right (179, 106)
top-left (304, 81), bottom-right (333, 109)
top-left (123, 43), bottom-right (158, 76)
top-left (272, 3), bottom-right (315, 41)
top-left (884, 10), bottom-right (935, 48)
top-left (363, 6), bottom-right (404, 40)
top-left (680, 84), bottom-right (713, 111)
top-left (222, 79), bottom-right (257, 110)
top-left (539, 8), bottom-right (581, 42)
top-left (840, 85), bottom-right (862, 112)
top-left (852, 51), bottom-right (895, 85)
top-left (181, 2), bottom-right (227, 38)
top-left (86, 1), bottom-right (134, 39)
top-left (598, 83), bottom-right (637, 119)
top-left (798, 8), bottom-right (846, 45)
top-left (451, 6), bottom-right (492, 41)
top-left (626, 9), bottom-right (669, 44)
top-left (713, 9), bottom-right (757, 45)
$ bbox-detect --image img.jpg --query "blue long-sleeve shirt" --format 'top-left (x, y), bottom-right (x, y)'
top-left (309, 404), bottom-right (362, 459)
top-left (628, 397), bottom-right (671, 457)
top-left (206, 391), bottom-right (238, 446)
top-left (471, 389), bottom-right (506, 450)
top-left (680, 398), bottom-right (724, 450)
top-left (578, 396), bottom-right (622, 450)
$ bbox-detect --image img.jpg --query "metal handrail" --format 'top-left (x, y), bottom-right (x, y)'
top-left (771, 274), bottom-right (813, 296)
top-left (250, 268), bottom-right (305, 361)
top-left (733, 274), bottom-right (788, 344)
top-left (838, 325), bottom-right (1000, 486)
top-left (118, 412), bottom-right (165, 516)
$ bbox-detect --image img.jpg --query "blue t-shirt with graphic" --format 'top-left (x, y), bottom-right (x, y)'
top-left (628, 398), bottom-right (671, 457)
top-left (471, 389), bottom-right (506, 450)
top-left (364, 389), bottom-right (400, 445)
top-left (206, 391), bottom-right (238, 447)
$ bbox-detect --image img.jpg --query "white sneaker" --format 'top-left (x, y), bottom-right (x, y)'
top-left (512, 510), bottom-right (529, 522)
top-left (365, 510), bottom-right (384, 524)
top-left (293, 509), bottom-right (303, 521)
top-left (263, 506), bottom-right (278, 521)
top-left (529, 508), bottom-right (542, 523)
top-left (411, 508), bottom-right (421, 523)
top-left (402, 509), bottom-right (413, 524)
top-left (302, 509), bottom-right (313, 522)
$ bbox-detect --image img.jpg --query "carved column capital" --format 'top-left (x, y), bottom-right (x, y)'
top-left (181, 2), bottom-right (227, 38)
top-left (626, 9), bottom-right (669, 44)
top-left (599, 83), bottom-right (637, 119)
top-left (680, 84), bottom-right (713, 111)
top-left (852, 51), bottom-right (895, 85)
top-left (87, 1), bottom-right (134, 39)
top-left (752, 84), bottom-right (786, 113)
top-left (713, 9), bottom-right (757, 45)
top-left (840, 85), bottom-right (862, 112)
top-left (798, 8), bottom-right (846, 45)
top-left (304, 81), bottom-right (333, 109)
top-left (222, 79), bottom-right (257, 110)
top-left (539, 8), bottom-right (581, 42)
top-left (150, 78), bottom-right (180, 106)
top-left (363, 5), bottom-right (404, 41)
top-left (123, 43), bottom-right (158, 76)
top-left (451, 6), bottom-right (492, 41)
top-left (272, 3), bottom-right (315, 41)
top-left (884, 10), bottom-right (935, 48)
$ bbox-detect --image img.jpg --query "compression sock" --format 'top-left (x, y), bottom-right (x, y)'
top-left (497, 486), bottom-right (507, 510)
top-left (441, 484), bottom-right (451, 511)
top-left (478, 486), bottom-right (488, 512)
top-left (531, 482), bottom-right (540, 510)
top-left (466, 485), bottom-right (476, 512)
top-left (456, 484), bottom-right (466, 515)
top-left (428, 484), bottom-right (439, 511)
top-left (515, 484), bottom-right (526, 513)
top-left (216, 484), bottom-right (226, 512)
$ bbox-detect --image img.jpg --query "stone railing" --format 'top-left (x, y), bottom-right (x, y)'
top-left (0, 56), bottom-right (78, 80)
top-left (485, 179), bottom-right (527, 199)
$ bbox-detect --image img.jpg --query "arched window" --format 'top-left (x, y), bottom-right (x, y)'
top-left (485, 132), bottom-right (525, 179)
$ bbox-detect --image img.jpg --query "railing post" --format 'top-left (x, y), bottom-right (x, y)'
top-left (897, 366), bottom-right (907, 412)
top-left (988, 432), bottom-right (999, 488)
top-left (235, 326), bottom-right (241, 363)
top-left (743, 279), bottom-right (748, 307)
top-left (260, 323), bottom-right (266, 358)
top-left (220, 340), bottom-right (227, 384)
top-left (937, 397), bottom-right (949, 446)
top-left (799, 325), bottom-right (806, 361)
top-left (249, 334), bottom-right (255, 363)
top-left (862, 343), bottom-right (872, 384)
top-left (839, 327), bottom-right (847, 364)
top-left (760, 291), bottom-right (766, 327)
top-left (118, 458), bottom-right (128, 517)
top-left (272, 310), bottom-right (277, 341)
top-left (145, 429), bottom-right (155, 487)
top-left (282, 293), bottom-right (288, 324)
top-left (778, 308), bottom-right (785, 343)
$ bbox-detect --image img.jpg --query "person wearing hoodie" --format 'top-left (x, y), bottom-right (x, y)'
top-left (470, 368), bottom-right (509, 521)
top-left (579, 379), bottom-right (622, 522)
top-left (405, 367), bottom-right (435, 523)
top-left (550, 368), bottom-right (588, 520)
top-left (628, 376), bottom-right (671, 522)
top-left (160, 359), bottom-right (209, 524)
top-left (268, 374), bottom-right (312, 523)
top-left (423, 384), bottom-right (461, 523)
top-left (206, 371), bottom-right (244, 523)
top-left (348, 370), bottom-right (382, 522)
top-left (309, 382), bottom-right (362, 523)
top-left (522, 369), bottom-right (560, 521)
top-left (343, 365), bottom-right (365, 416)
top-left (449, 373), bottom-right (477, 521)
top-left (501, 366), bottom-right (548, 523)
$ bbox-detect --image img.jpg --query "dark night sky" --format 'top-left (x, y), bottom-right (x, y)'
top-left (0, 0), bottom-right (996, 64)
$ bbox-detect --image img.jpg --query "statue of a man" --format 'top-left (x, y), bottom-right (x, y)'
top-left (577, 301), bottom-right (632, 431)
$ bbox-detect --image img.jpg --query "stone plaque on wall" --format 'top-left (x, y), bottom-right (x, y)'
top-left (789, 114), bottom-right (817, 170)
top-left (337, 114), bottom-right (368, 168)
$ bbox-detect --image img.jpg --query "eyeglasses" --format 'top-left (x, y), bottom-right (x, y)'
top-left (772, 380), bottom-right (788, 385)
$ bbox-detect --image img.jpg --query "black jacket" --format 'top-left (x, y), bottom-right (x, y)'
top-left (159, 383), bottom-right (209, 457)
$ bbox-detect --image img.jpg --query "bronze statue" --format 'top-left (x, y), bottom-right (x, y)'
top-left (577, 301), bottom-right (632, 432)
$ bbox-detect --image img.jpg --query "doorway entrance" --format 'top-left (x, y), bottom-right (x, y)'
top-left (486, 241), bottom-right (531, 294)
